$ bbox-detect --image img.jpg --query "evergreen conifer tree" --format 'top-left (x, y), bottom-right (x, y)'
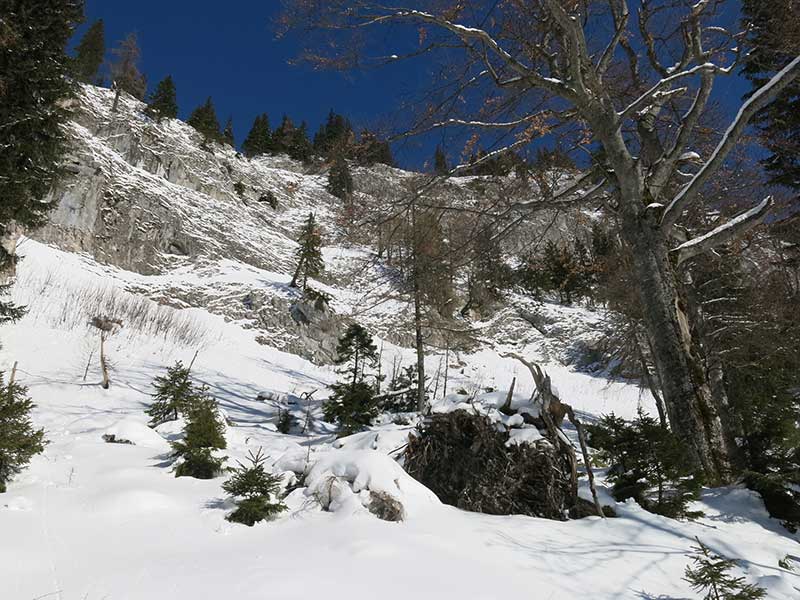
top-left (187, 97), bottom-right (222, 144)
top-left (172, 392), bottom-right (227, 479)
top-left (146, 361), bottom-right (196, 426)
top-left (684, 539), bottom-right (767, 599)
top-left (110, 32), bottom-right (146, 110)
top-left (222, 448), bottom-right (286, 525)
top-left (588, 410), bottom-right (704, 518)
top-left (73, 19), bottom-right (105, 84)
top-left (288, 121), bottom-right (313, 162)
top-left (434, 145), bottom-right (449, 175)
top-left (313, 110), bottom-right (353, 157)
top-left (463, 225), bottom-right (509, 315)
top-left (0, 374), bottom-right (46, 493)
top-left (144, 75), bottom-right (178, 121)
top-left (242, 114), bottom-right (272, 157)
top-left (223, 117), bottom-right (235, 147)
top-left (355, 130), bottom-right (393, 166)
top-left (323, 324), bottom-right (380, 435)
top-left (327, 155), bottom-right (354, 201)
top-left (290, 212), bottom-right (324, 289)
top-left (0, 283), bottom-right (26, 326)
top-left (0, 0), bottom-right (83, 255)
top-left (271, 115), bottom-right (295, 155)
top-left (742, 1), bottom-right (800, 189)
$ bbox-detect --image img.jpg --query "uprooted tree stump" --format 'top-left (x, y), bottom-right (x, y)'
top-left (404, 410), bottom-right (577, 520)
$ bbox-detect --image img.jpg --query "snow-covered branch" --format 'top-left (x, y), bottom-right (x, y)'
top-left (363, 9), bottom-right (567, 95)
top-left (617, 62), bottom-right (718, 121)
top-left (661, 54), bottom-right (800, 230)
top-left (671, 196), bottom-right (773, 265)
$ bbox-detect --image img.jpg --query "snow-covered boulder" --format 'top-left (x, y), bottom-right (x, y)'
top-left (277, 448), bottom-right (440, 520)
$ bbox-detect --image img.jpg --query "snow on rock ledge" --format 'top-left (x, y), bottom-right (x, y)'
top-left (278, 448), bottom-right (440, 521)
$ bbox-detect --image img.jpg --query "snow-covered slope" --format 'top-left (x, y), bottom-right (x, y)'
top-left (2, 240), bottom-right (799, 600)
top-left (2, 86), bottom-right (798, 599)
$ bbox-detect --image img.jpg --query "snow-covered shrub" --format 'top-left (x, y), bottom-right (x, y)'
top-left (404, 410), bottom-right (575, 519)
top-left (276, 448), bottom-right (439, 520)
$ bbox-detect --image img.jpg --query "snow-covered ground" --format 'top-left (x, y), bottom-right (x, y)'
top-left (3, 242), bottom-right (799, 599)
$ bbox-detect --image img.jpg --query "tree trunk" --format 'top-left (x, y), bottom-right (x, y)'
top-left (413, 276), bottom-right (426, 413)
top-left (620, 208), bottom-right (733, 482)
top-left (99, 332), bottom-right (110, 389)
top-left (111, 86), bottom-right (121, 113)
top-left (290, 257), bottom-right (304, 288)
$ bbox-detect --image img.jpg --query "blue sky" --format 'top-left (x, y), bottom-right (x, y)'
top-left (73, 1), bottom-right (753, 170)
top-left (74, 1), bottom-right (434, 167)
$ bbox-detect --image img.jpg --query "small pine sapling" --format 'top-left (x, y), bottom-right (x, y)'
top-left (146, 361), bottom-right (196, 427)
top-left (323, 381), bottom-right (380, 436)
top-left (276, 408), bottom-right (295, 434)
top-left (323, 324), bottom-right (380, 435)
top-left (683, 539), bottom-right (767, 599)
top-left (0, 374), bottom-right (46, 493)
top-left (172, 392), bottom-right (227, 479)
top-left (222, 448), bottom-right (286, 525)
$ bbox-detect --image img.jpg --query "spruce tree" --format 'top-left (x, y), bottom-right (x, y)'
top-left (290, 212), bottom-right (324, 289)
top-left (288, 121), bottom-right (313, 162)
top-left (242, 114), bottom-right (272, 157)
top-left (144, 75), bottom-right (178, 121)
top-left (588, 410), bottom-right (704, 518)
top-left (0, 0), bottom-right (83, 250)
top-left (110, 32), bottom-right (146, 110)
top-left (327, 155), bottom-right (354, 201)
top-left (172, 392), bottom-right (227, 479)
top-left (73, 19), bottom-right (105, 84)
top-left (313, 110), bottom-right (353, 157)
top-left (223, 117), bottom-right (235, 147)
top-left (0, 283), bottom-right (26, 326)
top-left (222, 448), bottom-right (286, 525)
top-left (742, 1), bottom-right (800, 189)
top-left (146, 361), bottom-right (196, 426)
top-left (187, 97), bottom-right (222, 144)
top-left (271, 115), bottom-right (295, 155)
top-left (0, 374), bottom-right (46, 493)
top-left (434, 145), bottom-right (448, 175)
top-left (684, 540), bottom-right (767, 599)
top-left (323, 324), bottom-right (380, 435)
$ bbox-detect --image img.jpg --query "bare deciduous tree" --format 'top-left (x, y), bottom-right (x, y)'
top-left (281, 0), bottom-right (800, 482)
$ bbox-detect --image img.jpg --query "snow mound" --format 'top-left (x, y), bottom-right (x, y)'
top-left (104, 418), bottom-right (171, 451)
top-left (284, 449), bottom-right (440, 520)
top-left (333, 426), bottom-right (414, 455)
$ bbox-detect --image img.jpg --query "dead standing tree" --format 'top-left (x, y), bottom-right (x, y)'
top-left (90, 316), bottom-right (122, 389)
top-left (282, 0), bottom-right (800, 483)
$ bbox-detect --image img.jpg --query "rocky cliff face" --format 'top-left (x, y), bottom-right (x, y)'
top-left (32, 84), bottom-right (601, 365)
